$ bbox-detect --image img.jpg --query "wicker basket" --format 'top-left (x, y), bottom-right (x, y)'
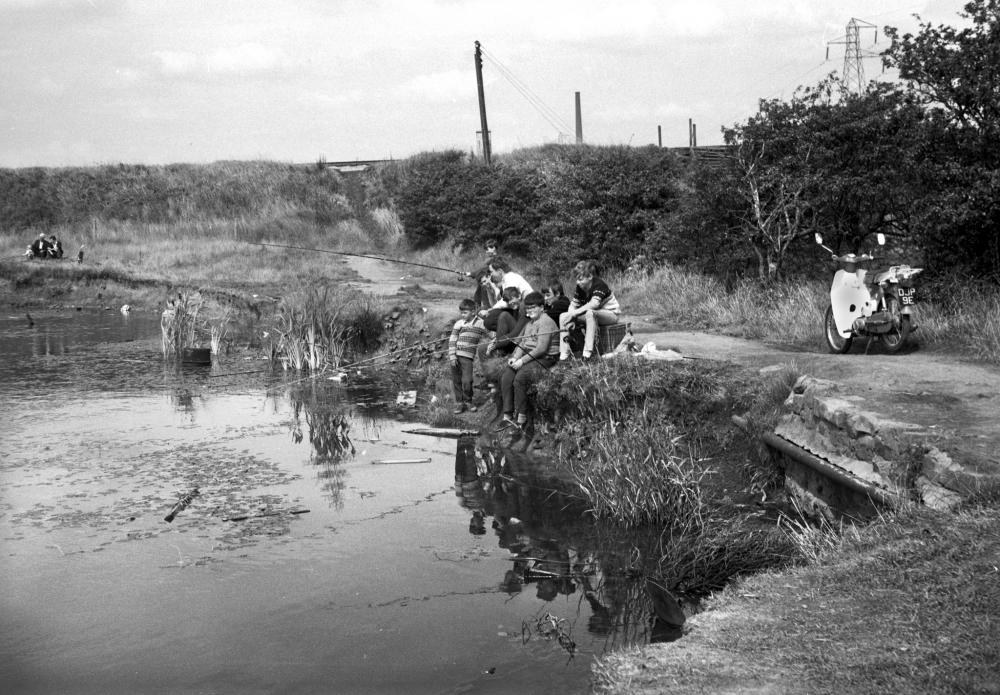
top-left (597, 322), bottom-right (629, 354)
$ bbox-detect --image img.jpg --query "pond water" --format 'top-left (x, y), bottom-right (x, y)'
top-left (0, 310), bottom-right (677, 694)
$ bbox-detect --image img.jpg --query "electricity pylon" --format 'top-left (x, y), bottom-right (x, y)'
top-left (827, 18), bottom-right (879, 94)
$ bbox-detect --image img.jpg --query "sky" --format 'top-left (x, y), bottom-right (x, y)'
top-left (0, 0), bottom-right (973, 168)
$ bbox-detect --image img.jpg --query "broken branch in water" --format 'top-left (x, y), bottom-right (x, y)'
top-left (223, 508), bottom-right (310, 522)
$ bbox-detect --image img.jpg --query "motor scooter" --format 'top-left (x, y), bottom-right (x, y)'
top-left (815, 232), bottom-right (922, 354)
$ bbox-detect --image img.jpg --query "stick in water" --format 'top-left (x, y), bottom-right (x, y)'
top-left (164, 488), bottom-right (200, 523)
top-left (224, 509), bottom-right (310, 522)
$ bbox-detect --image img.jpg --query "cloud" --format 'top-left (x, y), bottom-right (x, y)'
top-left (394, 69), bottom-right (470, 102)
top-left (205, 43), bottom-right (288, 74)
top-left (298, 89), bottom-right (367, 107)
top-left (153, 50), bottom-right (198, 75)
top-left (151, 43), bottom-right (288, 77)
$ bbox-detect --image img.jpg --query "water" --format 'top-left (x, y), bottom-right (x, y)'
top-left (0, 310), bottom-right (674, 694)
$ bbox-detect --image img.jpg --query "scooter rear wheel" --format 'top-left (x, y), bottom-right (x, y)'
top-left (824, 305), bottom-right (853, 354)
top-left (880, 294), bottom-right (911, 354)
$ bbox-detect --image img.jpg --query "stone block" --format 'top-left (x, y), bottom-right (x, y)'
top-left (915, 476), bottom-right (963, 511)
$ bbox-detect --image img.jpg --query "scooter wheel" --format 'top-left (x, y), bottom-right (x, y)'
top-left (824, 305), bottom-right (853, 354)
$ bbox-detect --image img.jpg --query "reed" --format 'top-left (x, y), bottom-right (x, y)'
top-left (160, 292), bottom-right (205, 357)
top-left (270, 285), bottom-right (387, 372)
top-left (567, 418), bottom-right (708, 527)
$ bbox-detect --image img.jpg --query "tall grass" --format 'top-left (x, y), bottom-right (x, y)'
top-left (569, 419), bottom-right (708, 527)
top-left (613, 263), bottom-right (1000, 362)
top-left (270, 286), bottom-right (385, 372)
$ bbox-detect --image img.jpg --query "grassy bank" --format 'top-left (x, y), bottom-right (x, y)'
top-left (593, 503), bottom-right (1000, 694)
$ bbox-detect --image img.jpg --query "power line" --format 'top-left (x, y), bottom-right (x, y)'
top-left (478, 45), bottom-right (572, 139)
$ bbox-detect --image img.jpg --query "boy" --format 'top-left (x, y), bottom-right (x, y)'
top-left (496, 291), bottom-right (559, 431)
top-left (559, 260), bottom-right (620, 361)
top-left (541, 278), bottom-right (570, 324)
top-left (448, 298), bottom-right (489, 413)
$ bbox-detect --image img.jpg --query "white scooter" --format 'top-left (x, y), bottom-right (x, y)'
top-left (815, 232), bottom-right (922, 354)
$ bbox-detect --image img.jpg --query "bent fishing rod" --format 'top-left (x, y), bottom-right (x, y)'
top-left (255, 242), bottom-right (472, 277)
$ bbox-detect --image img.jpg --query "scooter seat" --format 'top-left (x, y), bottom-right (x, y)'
top-left (869, 267), bottom-right (896, 284)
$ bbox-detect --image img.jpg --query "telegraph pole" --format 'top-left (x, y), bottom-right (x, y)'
top-left (474, 41), bottom-right (492, 166)
top-left (575, 92), bottom-right (583, 144)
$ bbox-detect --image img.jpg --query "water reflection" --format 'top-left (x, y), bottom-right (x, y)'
top-left (452, 436), bottom-right (686, 651)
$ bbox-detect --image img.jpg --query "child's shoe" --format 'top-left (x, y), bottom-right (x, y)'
top-left (493, 413), bottom-right (520, 432)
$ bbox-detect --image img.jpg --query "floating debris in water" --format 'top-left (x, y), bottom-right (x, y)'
top-left (163, 487), bottom-right (199, 523)
top-left (223, 508), bottom-right (310, 522)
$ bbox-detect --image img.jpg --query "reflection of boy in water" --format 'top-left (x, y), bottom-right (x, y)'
top-left (454, 436), bottom-right (486, 530)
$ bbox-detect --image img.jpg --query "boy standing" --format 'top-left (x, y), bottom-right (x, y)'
top-left (448, 298), bottom-right (489, 413)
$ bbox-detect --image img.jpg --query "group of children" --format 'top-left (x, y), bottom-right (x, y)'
top-left (447, 241), bottom-right (621, 433)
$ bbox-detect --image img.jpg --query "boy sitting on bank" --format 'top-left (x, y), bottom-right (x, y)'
top-left (558, 259), bottom-right (620, 361)
top-left (448, 298), bottom-right (489, 413)
top-left (496, 291), bottom-right (560, 432)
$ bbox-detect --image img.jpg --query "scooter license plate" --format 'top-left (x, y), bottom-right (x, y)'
top-left (899, 288), bottom-right (916, 305)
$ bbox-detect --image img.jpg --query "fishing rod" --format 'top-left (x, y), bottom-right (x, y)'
top-left (208, 334), bottom-right (452, 380)
top-left (256, 242), bottom-right (472, 277)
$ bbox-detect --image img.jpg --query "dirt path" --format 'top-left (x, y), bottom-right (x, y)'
top-left (342, 256), bottom-right (471, 298)
top-left (630, 323), bottom-right (1000, 479)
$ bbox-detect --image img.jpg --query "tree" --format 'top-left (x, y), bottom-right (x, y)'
top-left (720, 79), bottom-right (927, 280)
top-left (883, 0), bottom-right (1000, 280)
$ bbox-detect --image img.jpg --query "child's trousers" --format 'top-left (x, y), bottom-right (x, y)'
top-left (451, 356), bottom-right (475, 403)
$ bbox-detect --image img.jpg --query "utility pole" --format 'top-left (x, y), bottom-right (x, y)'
top-left (474, 41), bottom-right (492, 166)
top-left (657, 125), bottom-right (662, 148)
top-left (827, 18), bottom-right (879, 94)
top-left (574, 92), bottom-right (583, 144)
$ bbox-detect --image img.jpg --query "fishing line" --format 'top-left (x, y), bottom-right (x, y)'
top-left (255, 241), bottom-right (471, 277)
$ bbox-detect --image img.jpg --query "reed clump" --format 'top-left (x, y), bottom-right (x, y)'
top-left (533, 357), bottom-right (772, 527)
top-left (270, 285), bottom-right (385, 372)
top-left (270, 285), bottom-right (386, 372)
top-left (160, 292), bottom-right (205, 357)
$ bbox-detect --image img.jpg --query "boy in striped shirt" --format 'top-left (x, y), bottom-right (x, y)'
top-left (449, 298), bottom-right (489, 413)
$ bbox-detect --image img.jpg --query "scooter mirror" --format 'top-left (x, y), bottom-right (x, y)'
top-left (814, 233), bottom-right (824, 245)
top-left (876, 233), bottom-right (886, 246)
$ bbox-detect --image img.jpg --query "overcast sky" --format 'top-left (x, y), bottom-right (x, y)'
top-left (0, 0), bottom-right (971, 168)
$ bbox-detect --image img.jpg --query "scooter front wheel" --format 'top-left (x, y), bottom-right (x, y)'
top-left (824, 305), bottom-right (853, 354)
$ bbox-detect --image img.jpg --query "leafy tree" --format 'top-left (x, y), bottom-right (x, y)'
top-left (719, 78), bottom-right (927, 280)
top-left (883, 0), bottom-right (1000, 279)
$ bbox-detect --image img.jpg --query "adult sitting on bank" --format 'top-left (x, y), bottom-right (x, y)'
top-left (483, 256), bottom-right (533, 315)
top-left (47, 235), bottom-right (64, 259)
top-left (558, 259), bottom-right (620, 361)
top-left (27, 233), bottom-right (50, 259)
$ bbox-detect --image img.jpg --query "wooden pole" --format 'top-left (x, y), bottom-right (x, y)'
top-left (474, 41), bottom-right (492, 166)
top-left (575, 91), bottom-right (583, 144)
